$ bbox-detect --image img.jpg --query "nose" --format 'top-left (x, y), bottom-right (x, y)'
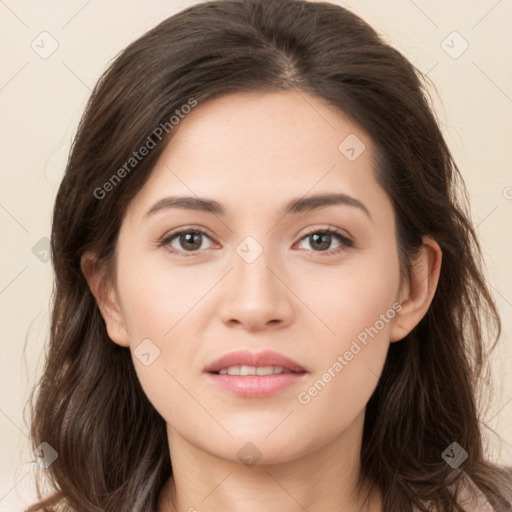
top-left (217, 243), bottom-right (295, 331)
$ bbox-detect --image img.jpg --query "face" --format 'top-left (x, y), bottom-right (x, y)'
top-left (93, 91), bottom-right (415, 465)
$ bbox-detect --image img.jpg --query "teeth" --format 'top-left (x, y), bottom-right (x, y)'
top-left (217, 366), bottom-right (291, 376)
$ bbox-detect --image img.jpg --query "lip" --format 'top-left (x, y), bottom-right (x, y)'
top-left (204, 350), bottom-right (307, 398)
top-left (204, 349), bottom-right (306, 374)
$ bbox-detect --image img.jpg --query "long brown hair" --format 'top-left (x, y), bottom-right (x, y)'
top-left (26, 0), bottom-right (512, 510)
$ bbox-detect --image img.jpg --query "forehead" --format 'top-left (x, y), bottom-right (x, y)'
top-left (125, 90), bottom-right (389, 222)
top-left (165, 90), bottom-right (372, 172)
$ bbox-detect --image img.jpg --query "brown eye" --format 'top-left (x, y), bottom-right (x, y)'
top-left (160, 228), bottom-right (214, 255)
top-left (177, 231), bottom-right (204, 251)
top-left (297, 228), bottom-right (353, 255)
top-left (308, 232), bottom-right (334, 251)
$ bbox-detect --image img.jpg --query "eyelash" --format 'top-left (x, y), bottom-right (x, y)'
top-left (158, 225), bottom-right (354, 258)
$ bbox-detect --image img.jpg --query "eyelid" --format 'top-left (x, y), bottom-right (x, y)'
top-left (299, 225), bottom-right (353, 242)
top-left (159, 224), bottom-right (215, 241)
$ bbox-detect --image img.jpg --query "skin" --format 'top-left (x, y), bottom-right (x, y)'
top-left (82, 90), bottom-right (441, 512)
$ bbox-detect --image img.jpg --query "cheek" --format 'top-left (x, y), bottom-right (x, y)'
top-left (295, 287), bottom-right (398, 436)
top-left (115, 250), bottom-right (211, 341)
top-left (294, 345), bottom-right (386, 448)
top-left (294, 244), bottom-right (399, 414)
top-left (114, 251), bottom-right (215, 420)
top-left (304, 244), bottom-right (401, 349)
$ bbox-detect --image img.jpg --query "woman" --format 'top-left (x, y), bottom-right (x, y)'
top-left (27, 0), bottom-right (512, 510)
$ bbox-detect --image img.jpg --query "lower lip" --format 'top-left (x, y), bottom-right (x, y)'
top-left (205, 372), bottom-right (307, 398)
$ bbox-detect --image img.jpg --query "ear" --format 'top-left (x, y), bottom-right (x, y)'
top-left (390, 235), bottom-right (442, 342)
top-left (80, 251), bottom-right (130, 347)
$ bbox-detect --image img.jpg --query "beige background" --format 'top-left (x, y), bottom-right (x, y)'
top-left (0, 1), bottom-right (511, 510)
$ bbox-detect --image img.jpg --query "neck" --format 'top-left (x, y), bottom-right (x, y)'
top-left (158, 411), bottom-right (381, 512)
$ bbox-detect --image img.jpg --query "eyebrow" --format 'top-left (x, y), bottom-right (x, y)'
top-left (145, 193), bottom-right (371, 220)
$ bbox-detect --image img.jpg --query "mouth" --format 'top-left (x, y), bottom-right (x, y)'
top-left (204, 349), bottom-right (306, 374)
top-left (204, 350), bottom-right (307, 397)
top-left (213, 365), bottom-right (300, 376)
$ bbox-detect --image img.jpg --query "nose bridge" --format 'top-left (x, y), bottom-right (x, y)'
top-left (233, 233), bottom-right (280, 301)
top-left (218, 233), bottom-right (294, 328)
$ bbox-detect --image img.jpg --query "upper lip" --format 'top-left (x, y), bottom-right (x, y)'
top-left (204, 350), bottom-right (306, 373)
